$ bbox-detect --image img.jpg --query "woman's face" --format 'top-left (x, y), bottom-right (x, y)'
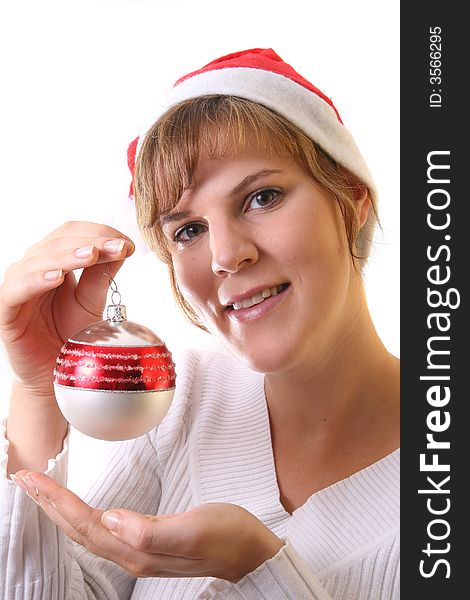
top-left (162, 150), bottom-right (361, 373)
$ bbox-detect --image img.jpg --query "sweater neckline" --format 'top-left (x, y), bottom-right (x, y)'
top-left (273, 448), bottom-right (400, 520)
top-left (190, 351), bottom-right (399, 555)
top-left (252, 366), bottom-right (399, 519)
top-left (261, 393), bottom-right (400, 520)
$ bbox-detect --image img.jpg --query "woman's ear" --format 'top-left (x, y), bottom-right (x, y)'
top-left (337, 164), bottom-right (372, 229)
top-left (353, 183), bottom-right (370, 228)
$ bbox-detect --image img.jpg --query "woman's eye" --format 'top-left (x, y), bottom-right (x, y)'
top-left (246, 188), bottom-right (281, 211)
top-left (174, 223), bottom-right (205, 243)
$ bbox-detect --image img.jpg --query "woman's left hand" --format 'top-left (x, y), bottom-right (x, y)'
top-left (12, 471), bottom-right (284, 582)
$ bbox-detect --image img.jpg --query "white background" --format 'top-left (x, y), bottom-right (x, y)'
top-left (0, 0), bottom-right (399, 492)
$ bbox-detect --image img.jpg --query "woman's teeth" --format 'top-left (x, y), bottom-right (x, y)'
top-left (231, 285), bottom-right (286, 310)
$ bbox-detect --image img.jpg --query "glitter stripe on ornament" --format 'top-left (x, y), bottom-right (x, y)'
top-left (55, 358), bottom-right (174, 372)
top-left (60, 347), bottom-right (171, 361)
top-left (54, 372), bottom-right (175, 385)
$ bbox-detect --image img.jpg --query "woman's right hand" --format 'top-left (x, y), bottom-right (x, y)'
top-left (0, 221), bottom-right (135, 402)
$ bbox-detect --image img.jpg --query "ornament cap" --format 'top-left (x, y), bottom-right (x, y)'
top-left (107, 304), bottom-right (127, 322)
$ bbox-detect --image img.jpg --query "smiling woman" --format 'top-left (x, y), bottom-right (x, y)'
top-left (0, 48), bottom-right (399, 599)
top-left (135, 93), bottom-right (377, 332)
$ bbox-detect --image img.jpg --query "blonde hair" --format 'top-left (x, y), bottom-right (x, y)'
top-left (134, 95), bottom-right (378, 329)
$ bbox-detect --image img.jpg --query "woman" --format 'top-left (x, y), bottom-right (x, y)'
top-left (0, 49), bottom-right (399, 598)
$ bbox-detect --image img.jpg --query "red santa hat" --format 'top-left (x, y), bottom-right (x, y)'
top-left (121, 48), bottom-right (376, 251)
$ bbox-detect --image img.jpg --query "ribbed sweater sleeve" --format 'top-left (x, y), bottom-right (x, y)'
top-left (201, 543), bottom-right (333, 599)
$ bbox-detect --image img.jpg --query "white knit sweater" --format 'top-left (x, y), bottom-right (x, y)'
top-left (0, 349), bottom-right (400, 599)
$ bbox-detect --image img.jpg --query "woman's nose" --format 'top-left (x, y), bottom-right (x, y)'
top-left (210, 219), bottom-right (259, 276)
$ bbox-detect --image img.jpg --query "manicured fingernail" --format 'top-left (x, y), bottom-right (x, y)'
top-left (44, 269), bottom-right (62, 281)
top-left (103, 239), bottom-right (125, 254)
top-left (102, 511), bottom-right (120, 530)
top-left (75, 245), bottom-right (94, 258)
top-left (10, 473), bottom-right (28, 491)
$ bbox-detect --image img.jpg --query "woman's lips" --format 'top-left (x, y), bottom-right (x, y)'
top-left (226, 283), bottom-right (290, 323)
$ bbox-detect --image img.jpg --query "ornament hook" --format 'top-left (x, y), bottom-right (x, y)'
top-left (103, 267), bottom-right (126, 322)
top-left (103, 266), bottom-right (122, 306)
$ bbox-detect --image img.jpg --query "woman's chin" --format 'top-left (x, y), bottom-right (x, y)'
top-left (227, 343), bottom-right (298, 375)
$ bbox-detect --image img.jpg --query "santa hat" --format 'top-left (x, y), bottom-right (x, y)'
top-left (121, 48), bottom-right (376, 251)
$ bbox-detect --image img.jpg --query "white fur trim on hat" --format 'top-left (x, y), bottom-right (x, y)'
top-left (136, 66), bottom-right (376, 201)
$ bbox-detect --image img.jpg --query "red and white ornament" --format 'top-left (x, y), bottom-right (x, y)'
top-left (53, 297), bottom-right (175, 441)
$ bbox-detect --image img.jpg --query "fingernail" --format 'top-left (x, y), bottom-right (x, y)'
top-left (103, 239), bottom-right (125, 254)
top-left (44, 269), bottom-right (62, 281)
top-left (102, 511), bottom-right (120, 530)
top-left (21, 475), bottom-right (39, 496)
top-left (10, 473), bottom-right (27, 491)
top-left (75, 245), bottom-right (94, 258)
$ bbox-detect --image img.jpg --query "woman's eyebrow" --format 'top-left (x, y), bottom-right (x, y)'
top-left (160, 210), bottom-right (194, 226)
top-left (230, 169), bottom-right (282, 196)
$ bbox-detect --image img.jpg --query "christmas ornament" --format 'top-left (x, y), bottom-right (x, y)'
top-left (53, 274), bottom-right (176, 441)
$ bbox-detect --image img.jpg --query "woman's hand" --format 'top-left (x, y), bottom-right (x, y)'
top-left (12, 471), bottom-right (284, 583)
top-left (0, 221), bottom-right (135, 399)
